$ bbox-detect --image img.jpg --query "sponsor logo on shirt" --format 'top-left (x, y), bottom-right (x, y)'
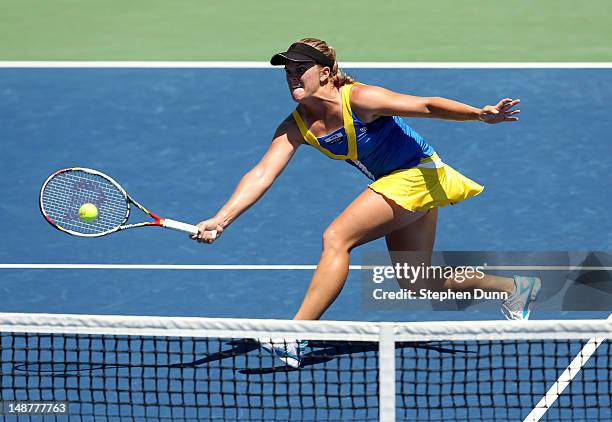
top-left (323, 132), bottom-right (344, 145)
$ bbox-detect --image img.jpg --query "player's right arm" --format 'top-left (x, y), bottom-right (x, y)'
top-left (192, 116), bottom-right (303, 243)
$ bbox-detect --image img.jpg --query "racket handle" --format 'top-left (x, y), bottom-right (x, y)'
top-left (163, 219), bottom-right (218, 239)
top-left (163, 219), bottom-right (199, 234)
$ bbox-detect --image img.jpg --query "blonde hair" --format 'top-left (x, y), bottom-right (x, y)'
top-left (296, 37), bottom-right (355, 88)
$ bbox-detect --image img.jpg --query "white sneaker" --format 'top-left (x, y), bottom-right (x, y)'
top-left (501, 276), bottom-right (542, 320)
top-left (259, 338), bottom-right (308, 368)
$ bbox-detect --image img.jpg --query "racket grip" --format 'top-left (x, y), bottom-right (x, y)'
top-left (162, 219), bottom-right (200, 235)
top-left (163, 219), bottom-right (218, 239)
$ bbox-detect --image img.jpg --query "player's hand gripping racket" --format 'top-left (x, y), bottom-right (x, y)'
top-left (39, 167), bottom-right (217, 239)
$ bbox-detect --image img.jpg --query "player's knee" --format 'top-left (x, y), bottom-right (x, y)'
top-left (322, 227), bottom-right (351, 254)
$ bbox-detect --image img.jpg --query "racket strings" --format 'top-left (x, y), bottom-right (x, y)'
top-left (41, 171), bottom-right (128, 235)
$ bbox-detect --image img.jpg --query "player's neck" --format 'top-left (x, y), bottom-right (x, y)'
top-left (300, 84), bottom-right (340, 120)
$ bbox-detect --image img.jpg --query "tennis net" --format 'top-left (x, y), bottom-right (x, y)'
top-left (0, 313), bottom-right (610, 421)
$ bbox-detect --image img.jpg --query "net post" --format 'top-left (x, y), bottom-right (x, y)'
top-left (378, 323), bottom-right (396, 422)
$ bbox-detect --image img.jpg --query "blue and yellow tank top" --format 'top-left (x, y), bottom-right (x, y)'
top-left (292, 84), bottom-right (435, 180)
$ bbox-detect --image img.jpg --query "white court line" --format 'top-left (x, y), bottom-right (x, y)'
top-left (0, 264), bottom-right (610, 270)
top-left (0, 61), bottom-right (612, 69)
top-left (0, 264), bottom-right (320, 270)
top-left (482, 265), bottom-right (612, 271)
top-left (523, 314), bottom-right (612, 422)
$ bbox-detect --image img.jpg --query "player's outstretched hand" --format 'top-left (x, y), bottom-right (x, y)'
top-left (479, 98), bottom-right (521, 124)
top-left (191, 218), bottom-right (223, 244)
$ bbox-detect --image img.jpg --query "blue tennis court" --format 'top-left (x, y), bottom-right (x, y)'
top-left (0, 67), bottom-right (610, 319)
top-left (0, 67), bottom-right (610, 420)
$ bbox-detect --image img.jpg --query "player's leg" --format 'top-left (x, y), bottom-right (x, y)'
top-left (293, 188), bottom-right (427, 320)
top-left (385, 210), bottom-right (541, 320)
top-left (385, 209), bottom-right (514, 292)
top-left (384, 208), bottom-right (438, 290)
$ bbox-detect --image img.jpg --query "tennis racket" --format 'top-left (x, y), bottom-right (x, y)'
top-left (39, 167), bottom-right (215, 238)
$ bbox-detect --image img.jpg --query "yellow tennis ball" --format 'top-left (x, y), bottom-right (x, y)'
top-left (79, 203), bottom-right (99, 222)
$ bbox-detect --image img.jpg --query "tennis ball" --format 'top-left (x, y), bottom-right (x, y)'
top-left (79, 203), bottom-right (99, 222)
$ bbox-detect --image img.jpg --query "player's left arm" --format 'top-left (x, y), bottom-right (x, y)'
top-left (350, 84), bottom-right (520, 124)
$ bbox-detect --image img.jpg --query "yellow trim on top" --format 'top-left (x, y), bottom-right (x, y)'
top-left (291, 109), bottom-right (327, 152)
top-left (291, 84), bottom-right (358, 161)
top-left (340, 84), bottom-right (358, 161)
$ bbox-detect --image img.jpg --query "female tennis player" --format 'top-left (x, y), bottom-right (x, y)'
top-left (192, 38), bottom-right (540, 366)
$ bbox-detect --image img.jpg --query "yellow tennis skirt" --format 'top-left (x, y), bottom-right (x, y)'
top-left (369, 153), bottom-right (483, 212)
